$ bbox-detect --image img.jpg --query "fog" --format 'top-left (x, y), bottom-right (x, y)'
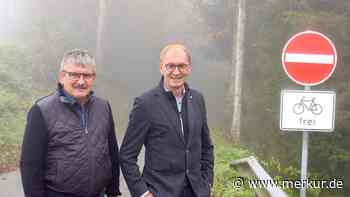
top-left (1, 0), bottom-right (350, 195)
top-left (1, 0), bottom-right (230, 132)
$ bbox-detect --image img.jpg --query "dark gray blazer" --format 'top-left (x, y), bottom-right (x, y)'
top-left (120, 79), bottom-right (214, 197)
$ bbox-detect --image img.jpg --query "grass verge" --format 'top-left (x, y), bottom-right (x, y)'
top-left (211, 129), bottom-right (256, 197)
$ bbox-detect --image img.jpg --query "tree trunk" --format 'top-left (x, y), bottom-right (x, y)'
top-left (230, 0), bottom-right (246, 143)
top-left (96, 0), bottom-right (110, 65)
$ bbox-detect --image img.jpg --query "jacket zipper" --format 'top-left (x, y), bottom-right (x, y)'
top-left (82, 106), bottom-right (88, 134)
top-left (179, 111), bottom-right (184, 135)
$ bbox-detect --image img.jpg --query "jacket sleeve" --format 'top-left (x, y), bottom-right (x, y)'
top-left (119, 97), bottom-right (151, 197)
top-left (199, 94), bottom-right (214, 186)
top-left (106, 102), bottom-right (122, 196)
top-left (20, 104), bottom-right (48, 197)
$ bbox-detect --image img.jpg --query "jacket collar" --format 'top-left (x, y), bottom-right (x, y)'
top-left (57, 83), bottom-right (94, 105)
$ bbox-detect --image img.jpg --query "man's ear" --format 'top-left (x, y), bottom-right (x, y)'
top-left (159, 63), bottom-right (165, 76)
top-left (58, 71), bottom-right (65, 84)
top-left (188, 65), bottom-right (192, 73)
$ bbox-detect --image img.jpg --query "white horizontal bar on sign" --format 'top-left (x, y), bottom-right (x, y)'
top-left (285, 53), bottom-right (334, 64)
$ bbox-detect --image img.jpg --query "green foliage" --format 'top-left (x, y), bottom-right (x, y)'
top-left (0, 46), bottom-right (33, 89)
top-left (212, 129), bottom-right (256, 196)
top-left (0, 44), bottom-right (37, 172)
top-left (202, 1), bottom-right (350, 196)
top-left (262, 157), bottom-right (322, 197)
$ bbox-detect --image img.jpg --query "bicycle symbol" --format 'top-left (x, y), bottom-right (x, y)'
top-left (293, 97), bottom-right (323, 115)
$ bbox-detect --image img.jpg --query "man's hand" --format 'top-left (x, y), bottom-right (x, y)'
top-left (107, 194), bottom-right (121, 197)
top-left (145, 191), bottom-right (154, 197)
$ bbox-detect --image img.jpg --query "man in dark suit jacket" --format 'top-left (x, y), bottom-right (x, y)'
top-left (120, 44), bottom-right (214, 197)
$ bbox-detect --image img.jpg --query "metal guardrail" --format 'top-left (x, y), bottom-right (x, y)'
top-left (230, 156), bottom-right (288, 197)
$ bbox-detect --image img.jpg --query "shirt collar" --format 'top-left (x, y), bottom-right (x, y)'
top-left (160, 76), bottom-right (188, 97)
top-left (163, 82), bottom-right (186, 98)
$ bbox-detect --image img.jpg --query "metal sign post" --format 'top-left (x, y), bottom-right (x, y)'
top-left (280, 30), bottom-right (338, 197)
top-left (300, 86), bottom-right (310, 197)
top-left (280, 87), bottom-right (336, 197)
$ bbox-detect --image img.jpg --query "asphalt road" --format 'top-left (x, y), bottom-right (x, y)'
top-left (0, 148), bottom-right (145, 197)
top-left (0, 170), bottom-right (132, 197)
top-left (0, 170), bottom-right (24, 197)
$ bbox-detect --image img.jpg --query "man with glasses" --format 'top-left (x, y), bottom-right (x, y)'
top-left (20, 49), bottom-right (121, 197)
top-left (120, 44), bottom-right (214, 197)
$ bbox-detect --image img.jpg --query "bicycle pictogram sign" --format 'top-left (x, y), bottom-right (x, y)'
top-left (293, 97), bottom-right (323, 115)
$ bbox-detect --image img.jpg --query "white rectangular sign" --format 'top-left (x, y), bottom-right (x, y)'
top-left (280, 90), bottom-right (336, 132)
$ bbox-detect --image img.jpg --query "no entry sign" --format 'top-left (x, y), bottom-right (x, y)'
top-left (282, 31), bottom-right (337, 86)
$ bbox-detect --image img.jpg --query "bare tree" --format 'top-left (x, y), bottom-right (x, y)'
top-left (96, 0), bottom-right (111, 65)
top-left (229, 0), bottom-right (246, 143)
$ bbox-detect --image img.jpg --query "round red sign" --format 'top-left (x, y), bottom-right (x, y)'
top-left (282, 30), bottom-right (337, 86)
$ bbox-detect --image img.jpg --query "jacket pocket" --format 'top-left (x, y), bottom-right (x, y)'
top-left (150, 153), bottom-right (173, 173)
top-left (96, 144), bottom-right (112, 186)
top-left (45, 160), bottom-right (57, 183)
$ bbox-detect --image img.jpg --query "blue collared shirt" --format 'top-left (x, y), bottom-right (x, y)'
top-left (58, 85), bottom-right (93, 129)
top-left (163, 84), bottom-right (185, 113)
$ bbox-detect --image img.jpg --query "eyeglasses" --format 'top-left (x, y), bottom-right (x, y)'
top-left (62, 70), bottom-right (96, 81)
top-left (164, 63), bottom-right (190, 73)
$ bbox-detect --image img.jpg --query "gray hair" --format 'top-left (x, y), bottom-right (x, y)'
top-left (60, 49), bottom-right (96, 73)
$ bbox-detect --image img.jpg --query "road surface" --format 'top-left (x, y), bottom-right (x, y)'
top-left (0, 149), bottom-right (145, 197)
